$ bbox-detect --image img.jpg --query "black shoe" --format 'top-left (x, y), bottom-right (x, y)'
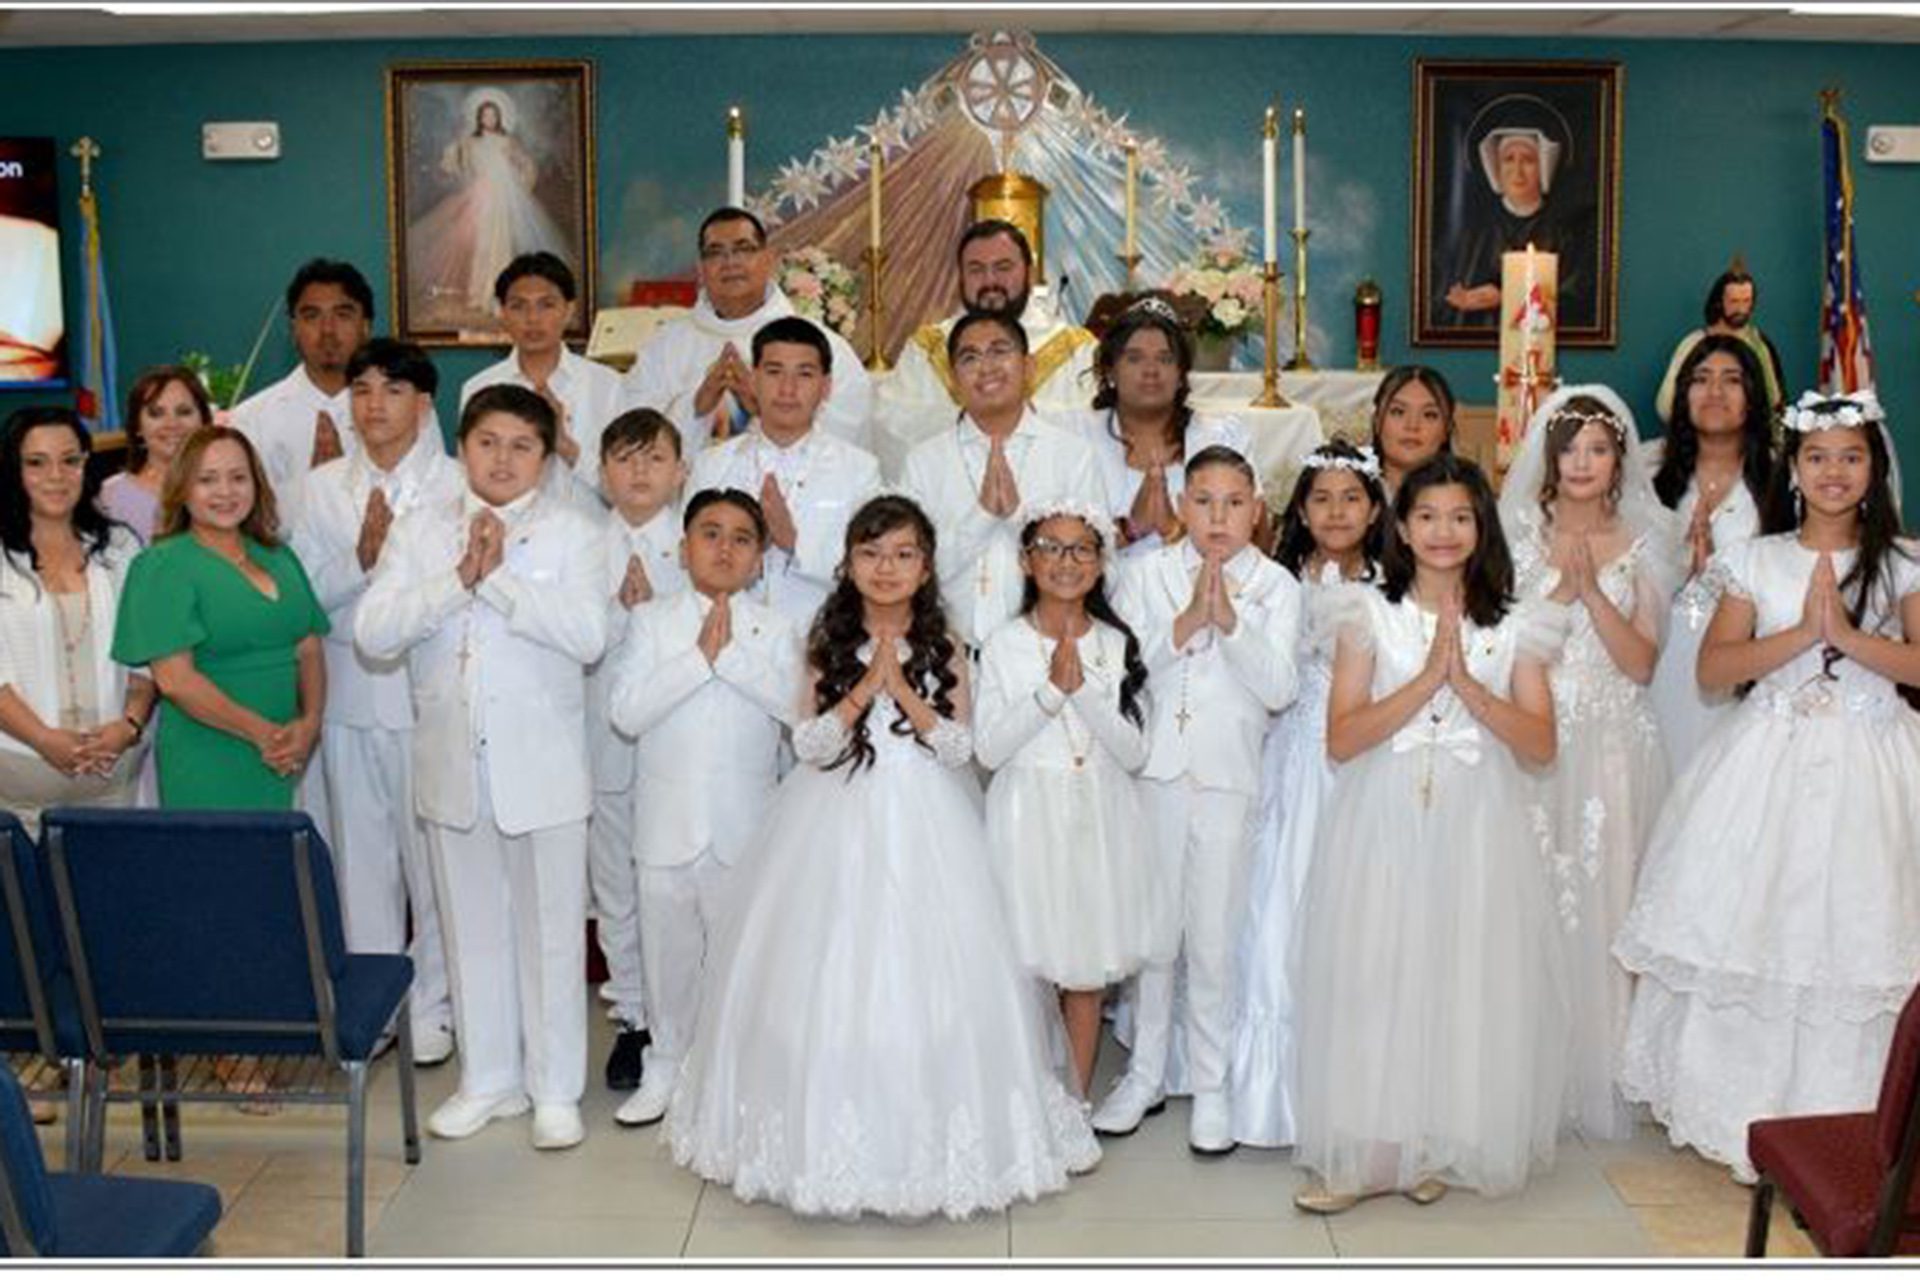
top-left (604, 1026), bottom-right (651, 1092)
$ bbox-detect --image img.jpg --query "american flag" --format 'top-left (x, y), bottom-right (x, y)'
top-left (1818, 91), bottom-right (1874, 395)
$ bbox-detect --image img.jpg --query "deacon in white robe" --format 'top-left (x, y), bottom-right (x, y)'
top-left (620, 207), bottom-right (872, 457)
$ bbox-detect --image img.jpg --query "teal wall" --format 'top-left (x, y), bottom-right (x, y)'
top-left (3, 30), bottom-right (1916, 498)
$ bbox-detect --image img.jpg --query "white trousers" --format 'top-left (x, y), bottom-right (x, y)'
top-left (587, 783), bottom-right (647, 1028)
top-left (428, 785), bottom-right (588, 1106)
top-left (298, 748), bottom-right (334, 851)
top-left (636, 850), bottom-right (730, 1068)
top-left (1128, 780), bottom-right (1257, 1098)
top-left (321, 723), bottom-right (450, 1032)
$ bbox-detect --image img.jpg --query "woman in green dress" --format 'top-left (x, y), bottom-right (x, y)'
top-left (112, 425), bottom-right (328, 810)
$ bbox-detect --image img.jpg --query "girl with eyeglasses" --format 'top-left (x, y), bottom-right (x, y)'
top-left (974, 499), bottom-right (1161, 1098)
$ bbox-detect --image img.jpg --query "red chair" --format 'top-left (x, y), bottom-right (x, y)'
top-left (1746, 979), bottom-right (1920, 1256)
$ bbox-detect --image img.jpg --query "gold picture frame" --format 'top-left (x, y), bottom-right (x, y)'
top-left (385, 58), bottom-right (597, 348)
top-left (1412, 57), bottom-right (1622, 349)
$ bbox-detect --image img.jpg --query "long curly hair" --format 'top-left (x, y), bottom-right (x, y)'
top-left (805, 494), bottom-right (959, 774)
top-left (1380, 454), bottom-right (1513, 628)
top-left (1653, 334), bottom-right (1773, 511)
top-left (1014, 515), bottom-right (1149, 728)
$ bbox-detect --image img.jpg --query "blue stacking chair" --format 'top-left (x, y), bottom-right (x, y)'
top-left (0, 813), bottom-right (87, 1173)
top-left (39, 808), bottom-right (421, 1257)
top-left (0, 1068), bottom-right (220, 1257)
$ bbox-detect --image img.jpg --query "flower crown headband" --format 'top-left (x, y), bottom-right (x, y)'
top-left (1543, 406), bottom-right (1628, 446)
top-left (1296, 442), bottom-right (1383, 482)
top-left (1781, 388), bottom-right (1885, 435)
top-left (1125, 296), bottom-right (1181, 326)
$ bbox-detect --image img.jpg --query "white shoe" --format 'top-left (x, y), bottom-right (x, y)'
top-left (1187, 1091), bottom-right (1237, 1155)
top-left (428, 1090), bottom-right (529, 1140)
top-left (614, 1061), bottom-right (676, 1128)
top-left (1090, 1072), bottom-right (1167, 1136)
top-left (411, 1024), bottom-right (455, 1068)
top-left (531, 1104), bottom-right (585, 1151)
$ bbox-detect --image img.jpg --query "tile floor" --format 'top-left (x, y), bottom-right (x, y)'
top-left (54, 1017), bottom-right (1825, 1260)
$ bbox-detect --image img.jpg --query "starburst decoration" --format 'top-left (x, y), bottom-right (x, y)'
top-left (896, 85), bottom-right (940, 135)
top-left (773, 157), bottom-right (830, 212)
top-left (743, 191), bottom-right (782, 228)
top-left (860, 109), bottom-right (909, 157)
top-left (1135, 136), bottom-right (1168, 176)
top-left (1188, 194), bottom-right (1226, 234)
top-left (1153, 163), bottom-right (1196, 212)
top-left (818, 135), bottom-right (866, 185)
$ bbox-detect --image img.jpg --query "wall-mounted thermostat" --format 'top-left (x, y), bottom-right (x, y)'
top-left (1865, 126), bottom-right (1920, 164)
top-left (202, 121), bottom-right (281, 161)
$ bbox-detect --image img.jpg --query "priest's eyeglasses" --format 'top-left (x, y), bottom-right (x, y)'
top-left (699, 240), bottom-right (763, 263)
top-left (1029, 537), bottom-right (1101, 565)
top-left (953, 341), bottom-right (1023, 372)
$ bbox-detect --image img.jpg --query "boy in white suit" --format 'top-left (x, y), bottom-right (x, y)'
top-left (588, 408), bottom-right (688, 1093)
top-left (1102, 445), bottom-right (1302, 1154)
top-left (293, 338), bottom-right (464, 1066)
top-left (356, 384), bottom-right (608, 1151)
top-left (608, 488), bottom-right (803, 1126)
top-left (686, 315), bottom-right (880, 633)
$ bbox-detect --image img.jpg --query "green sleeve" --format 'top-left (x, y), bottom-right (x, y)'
top-left (111, 541), bottom-right (209, 665)
top-left (276, 543), bottom-right (332, 639)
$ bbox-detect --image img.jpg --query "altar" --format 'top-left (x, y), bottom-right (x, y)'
top-left (1184, 368), bottom-right (1383, 494)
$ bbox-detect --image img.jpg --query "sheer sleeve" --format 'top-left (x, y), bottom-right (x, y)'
top-left (1513, 596), bottom-right (1573, 666)
top-left (792, 712), bottom-right (850, 766)
top-left (1316, 581), bottom-right (1378, 656)
top-left (923, 647), bottom-right (975, 769)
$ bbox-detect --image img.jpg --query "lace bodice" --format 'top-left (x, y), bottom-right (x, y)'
top-left (1511, 516), bottom-right (1662, 737)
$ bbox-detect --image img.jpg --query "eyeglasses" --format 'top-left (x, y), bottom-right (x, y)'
top-left (1029, 537), bottom-right (1100, 565)
top-left (953, 342), bottom-right (1023, 372)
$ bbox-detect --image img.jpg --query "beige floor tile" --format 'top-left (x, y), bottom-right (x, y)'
top-left (1013, 1215), bottom-right (1337, 1258)
top-left (208, 1189), bottom-right (390, 1258)
top-left (105, 1145), bottom-right (273, 1204)
top-left (1635, 1199), bottom-right (1819, 1258)
top-left (371, 1205), bottom-right (689, 1258)
top-left (392, 1138), bottom-right (703, 1221)
top-left (1330, 1215), bottom-right (1659, 1259)
top-left (1010, 1148), bottom-right (1303, 1222)
top-left (1602, 1152), bottom-right (1751, 1208)
top-left (245, 1147), bottom-right (415, 1201)
top-left (1313, 1152), bottom-right (1633, 1226)
top-left (682, 1205), bottom-right (1007, 1259)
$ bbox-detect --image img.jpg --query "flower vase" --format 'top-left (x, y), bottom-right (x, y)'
top-left (1192, 332), bottom-right (1237, 372)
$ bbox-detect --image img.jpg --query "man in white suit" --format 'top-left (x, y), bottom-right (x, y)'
top-left (687, 315), bottom-right (880, 633)
top-left (901, 311), bottom-right (1108, 650)
top-left (293, 338), bottom-right (463, 1067)
top-left (356, 384), bottom-right (608, 1151)
top-left (608, 488), bottom-right (803, 1126)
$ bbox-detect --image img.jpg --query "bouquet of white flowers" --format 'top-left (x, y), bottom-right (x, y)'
top-left (1163, 244), bottom-right (1265, 340)
top-left (777, 246), bottom-right (860, 339)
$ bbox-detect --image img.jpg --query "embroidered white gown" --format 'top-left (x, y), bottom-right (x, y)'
top-left (1644, 446), bottom-right (1763, 773)
top-left (1615, 534), bottom-right (1920, 1180)
top-left (1291, 586), bottom-right (1570, 1196)
top-left (1509, 512), bottom-right (1672, 1141)
top-left (1226, 559), bottom-right (1344, 1147)
top-left (663, 660), bottom-right (1100, 1219)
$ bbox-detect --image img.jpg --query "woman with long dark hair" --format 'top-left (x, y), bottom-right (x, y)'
top-left (1368, 365), bottom-right (1457, 498)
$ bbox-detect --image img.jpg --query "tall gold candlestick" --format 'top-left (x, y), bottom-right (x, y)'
top-left (862, 246), bottom-right (890, 373)
top-left (1251, 261), bottom-right (1290, 408)
top-left (1286, 227), bottom-right (1314, 371)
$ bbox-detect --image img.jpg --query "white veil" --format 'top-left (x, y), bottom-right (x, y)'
top-left (1498, 383), bottom-right (1685, 607)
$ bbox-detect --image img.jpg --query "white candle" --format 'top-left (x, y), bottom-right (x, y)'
top-left (1124, 141), bottom-right (1138, 260)
top-left (726, 106), bottom-right (745, 207)
top-left (1262, 107), bottom-right (1278, 265)
top-left (1291, 108), bottom-right (1307, 232)
top-left (868, 142), bottom-right (883, 252)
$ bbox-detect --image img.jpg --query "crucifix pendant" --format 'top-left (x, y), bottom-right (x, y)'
top-left (1175, 705), bottom-right (1192, 734)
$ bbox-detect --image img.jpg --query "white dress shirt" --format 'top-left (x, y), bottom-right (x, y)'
top-left (589, 503), bottom-right (686, 794)
top-left (0, 528), bottom-right (143, 758)
top-left (620, 284), bottom-right (874, 457)
top-left (687, 428), bottom-right (880, 631)
top-left (292, 428), bottom-right (463, 732)
top-left (460, 346), bottom-right (624, 508)
top-left (900, 409), bottom-right (1109, 648)
top-left (355, 487), bottom-right (608, 835)
top-left (609, 589), bottom-right (803, 868)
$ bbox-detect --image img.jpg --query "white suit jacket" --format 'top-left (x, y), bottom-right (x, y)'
top-left (608, 590), bottom-right (802, 868)
top-left (293, 430), bottom-right (463, 732)
top-left (900, 409), bottom-right (1108, 649)
top-left (1114, 543), bottom-right (1302, 795)
top-left (460, 347), bottom-right (623, 510)
top-left (354, 488), bottom-right (608, 835)
top-left (687, 428), bottom-right (879, 632)
top-left (587, 504), bottom-right (686, 794)
top-left (232, 367), bottom-right (443, 524)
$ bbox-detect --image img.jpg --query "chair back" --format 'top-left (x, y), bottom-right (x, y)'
top-left (0, 815), bottom-right (56, 1059)
top-left (0, 1069), bottom-right (56, 1256)
top-left (38, 809), bottom-right (349, 1061)
top-left (1875, 979), bottom-right (1920, 1167)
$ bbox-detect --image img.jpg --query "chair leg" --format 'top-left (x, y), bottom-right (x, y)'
top-left (160, 1055), bottom-right (182, 1161)
top-left (82, 1063), bottom-right (107, 1173)
top-left (345, 1060), bottom-right (368, 1258)
top-left (1746, 1178), bottom-right (1775, 1257)
top-left (395, 1017), bottom-right (421, 1166)
top-left (138, 1054), bottom-right (160, 1162)
top-left (61, 1059), bottom-right (86, 1174)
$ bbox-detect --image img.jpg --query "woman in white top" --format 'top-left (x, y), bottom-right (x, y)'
top-left (1067, 297), bottom-right (1249, 556)
top-left (0, 408), bottom-right (153, 831)
top-left (98, 366), bottom-right (214, 543)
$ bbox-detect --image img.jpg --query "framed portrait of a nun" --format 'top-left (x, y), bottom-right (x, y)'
top-left (1412, 59), bottom-right (1622, 348)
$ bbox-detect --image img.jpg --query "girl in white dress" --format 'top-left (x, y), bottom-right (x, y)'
top-left (1066, 298), bottom-right (1251, 557)
top-left (1228, 439), bottom-right (1387, 1148)
top-left (1615, 389), bottom-right (1920, 1181)
top-left (1292, 453), bottom-right (1569, 1210)
top-left (1645, 336), bottom-right (1773, 772)
top-left (976, 500), bottom-right (1165, 1097)
top-left (664, 494), bottom-right (1100, 1220)
top-left (1500, 386), bottom-right (1679, 1142)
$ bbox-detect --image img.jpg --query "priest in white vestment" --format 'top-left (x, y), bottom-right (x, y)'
top-left (620, 207), bottom-right (872, 459)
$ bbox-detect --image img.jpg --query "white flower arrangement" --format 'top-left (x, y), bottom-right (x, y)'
top-left (776, 245), bottom-right (860, 339)
top-left (1781, 388), bottom-right (1884, 435)
top-left (1162, 242), bottom-right (1265, 340)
